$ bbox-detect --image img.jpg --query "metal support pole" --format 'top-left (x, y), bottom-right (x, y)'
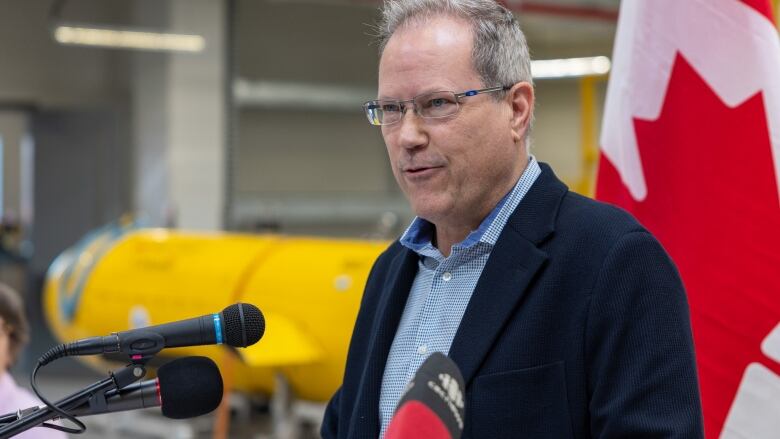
top-left (575, 75), bottom-right (600, 197)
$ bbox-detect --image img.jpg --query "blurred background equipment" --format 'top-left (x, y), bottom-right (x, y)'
top-left (44, 222), bottom-right (385, 402)
top-left (44, 221), bottom-right (386, 437)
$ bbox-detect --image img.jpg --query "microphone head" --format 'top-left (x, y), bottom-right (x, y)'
top-left (222, 303), bottom-right (265, 348)
top-left (394, 352), bottom-right (465, 439)
top-left (386, 401), bottom-right (452, 439)
top-left (157, 356), bottom-right (223, 419)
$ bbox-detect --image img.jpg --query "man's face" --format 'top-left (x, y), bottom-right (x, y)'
top-left (378, 16), bottom-right (529, 228)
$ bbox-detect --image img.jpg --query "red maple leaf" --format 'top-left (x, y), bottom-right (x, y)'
top-left (739, 0), bottom-right (775, 22)
top-left (597, 53), bottom-right (780, 437)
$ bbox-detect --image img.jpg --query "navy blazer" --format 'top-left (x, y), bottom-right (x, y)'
top-left (322, 163), bottom-right (704, 438)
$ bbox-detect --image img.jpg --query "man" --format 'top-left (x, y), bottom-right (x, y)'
top-left (322, 0), bottom-right (704, 437)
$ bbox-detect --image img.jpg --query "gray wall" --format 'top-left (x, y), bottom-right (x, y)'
top-left (30, 110), bottom-right (128, 274)
top-left (232, 1), bottom-right (400, 235)
top-left (0, 0), bottom-right (134, 269)
top-left (231, 0), bottom-right (614, 236)
top-left (0, 0), bottom-right (132, 107)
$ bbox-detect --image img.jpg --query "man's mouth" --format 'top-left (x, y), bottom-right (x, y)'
top-left (403, 165), bottom-right (443, 179)
top-left (404, 164), bottom-right (443, 173)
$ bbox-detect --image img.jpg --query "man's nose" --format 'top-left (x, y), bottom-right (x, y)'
top-left (396, 107), bottom-right (427, 150)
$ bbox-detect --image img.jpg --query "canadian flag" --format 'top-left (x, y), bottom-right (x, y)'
top-left (595, 0), bottom-right (780, 437)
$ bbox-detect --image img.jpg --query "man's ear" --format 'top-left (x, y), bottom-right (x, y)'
top-left (508, 82), bottom-right (534, 143)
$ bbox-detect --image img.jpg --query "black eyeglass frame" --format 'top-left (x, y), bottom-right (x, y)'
top-left (363, 85), bottom-right (513, 126)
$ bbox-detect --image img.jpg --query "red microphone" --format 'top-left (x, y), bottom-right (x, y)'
top-left (70, 356), bottom-right (223, 419)
top-left (385, 352), bottom-right (465, 439)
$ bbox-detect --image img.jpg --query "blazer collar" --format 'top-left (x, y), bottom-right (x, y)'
top-left (448, 163), bottom-right (568, 385)
top-left (505, 162), bottom-right (567, 246)
top-left (349, 246), bottom-right (418, 439)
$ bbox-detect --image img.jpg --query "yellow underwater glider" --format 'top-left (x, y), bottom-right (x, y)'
top-left (43, 222), bottom-right (388, 403)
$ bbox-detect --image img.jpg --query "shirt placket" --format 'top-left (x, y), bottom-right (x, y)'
top-left (405, 251), bottom-right (462, 384)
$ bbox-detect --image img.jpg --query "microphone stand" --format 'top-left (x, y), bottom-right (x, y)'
top-left (0, 363), bottom-right (147, 438)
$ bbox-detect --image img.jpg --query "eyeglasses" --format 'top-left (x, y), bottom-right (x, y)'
top-left (363, 85), bottom-right (511, 126)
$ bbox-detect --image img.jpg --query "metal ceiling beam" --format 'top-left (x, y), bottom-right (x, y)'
top-left (504, 1), bottom-right (619, 21)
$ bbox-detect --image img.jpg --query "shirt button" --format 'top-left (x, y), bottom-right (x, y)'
top-left (417, 345), bottom-right (428, 355)
top-left (442, 272), bottom-right (452, 281)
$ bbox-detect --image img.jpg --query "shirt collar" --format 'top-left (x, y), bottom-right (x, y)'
top-left (400, 156), bottom-right (541, 255)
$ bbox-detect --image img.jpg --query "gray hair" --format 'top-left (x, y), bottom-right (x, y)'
top-left (377, 0), bottom-right (533, 93)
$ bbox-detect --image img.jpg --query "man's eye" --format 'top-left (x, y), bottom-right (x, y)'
top-left (382, 103), bottom-right (402, 112)
top-left (425, 97), bottom-right (454, 108)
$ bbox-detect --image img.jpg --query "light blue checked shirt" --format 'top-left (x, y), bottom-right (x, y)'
top-left (378, 156), bottom-right (542, 437)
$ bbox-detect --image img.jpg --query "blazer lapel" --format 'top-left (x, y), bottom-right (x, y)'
top-left (349, 246), bottom-right (418, 439)
top-left (448, 163), bottom-right (568, 385)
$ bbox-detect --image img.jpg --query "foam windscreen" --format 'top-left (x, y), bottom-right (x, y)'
top-left (157, 356), bottom-right (223, 419)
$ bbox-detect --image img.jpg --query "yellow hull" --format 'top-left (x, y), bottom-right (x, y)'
top-left (43, 224), bottom-right (387, 402)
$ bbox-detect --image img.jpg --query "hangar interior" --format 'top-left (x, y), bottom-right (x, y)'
top-left (0, 0), bottom-right (632, 438)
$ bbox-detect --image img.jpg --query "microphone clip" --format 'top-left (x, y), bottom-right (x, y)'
top-left (85, 363), bottom-right (148, 415)
top-left (0, 362), bottom-right (148, 438)
top-left (121, 331), bottom-right (165, 363)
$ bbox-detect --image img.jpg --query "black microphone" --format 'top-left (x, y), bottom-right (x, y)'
top-left (385, 352), bottom-right (466, 439)
top-left (0, 357), bottom-right (223, 424)
top-left (70, 356), bottom-right (223, 419)
top-left (39, 303), bottom-right (264, 364)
